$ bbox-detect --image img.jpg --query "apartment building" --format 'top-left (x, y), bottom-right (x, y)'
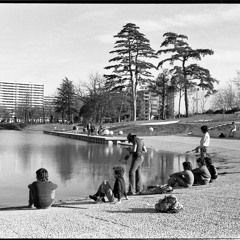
top-left (137, 89), bottom-right (175, 120)
top-left (0, 81), bottom-right (44, 120)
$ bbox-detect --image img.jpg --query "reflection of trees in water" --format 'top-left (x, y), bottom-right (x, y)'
top-left (54, 141), bottom-right (197, 194)
top-left (141, 150), bottom-right (175, 186)
top-left (55, 142), bottom-right (123, 186)
top-left (141, 149), bottom-right (196, 186)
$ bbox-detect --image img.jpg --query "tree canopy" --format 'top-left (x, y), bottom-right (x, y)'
top-left (104, 23), bottom-right (157, 121)
top-left (157, 32), bottom-right (219, 117)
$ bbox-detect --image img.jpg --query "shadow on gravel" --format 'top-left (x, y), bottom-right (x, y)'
top-left (106, 208), bottom-right (157, 214)
top-left (0, 201), bottom-right (93, 211)
top-left (0, 206), bottom-right (36, 211)
top-left (218, 171), bottom-right (240, 175)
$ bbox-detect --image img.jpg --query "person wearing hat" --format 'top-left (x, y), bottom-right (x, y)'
top-left (126, 133), bottom-right (147, 195)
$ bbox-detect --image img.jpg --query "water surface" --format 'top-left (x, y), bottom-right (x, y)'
top-left (0, 130), bottom-right (196, 207)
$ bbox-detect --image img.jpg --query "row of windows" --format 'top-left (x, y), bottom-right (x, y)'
top-left (0, 82), bottom-right (43, 87)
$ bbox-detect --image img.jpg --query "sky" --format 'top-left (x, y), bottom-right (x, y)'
top-left (0, 3), bottom-right (239, 96)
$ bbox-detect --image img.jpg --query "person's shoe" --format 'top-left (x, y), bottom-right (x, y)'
top-left (89, 195), bottom-right (98, 201)
top-left (127, 191), bottom-right (136, 196)
top-left (96, 197), bottom-right (105, 203)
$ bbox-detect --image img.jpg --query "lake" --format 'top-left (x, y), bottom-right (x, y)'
top-left (0, 130), bottom-right (196, 208)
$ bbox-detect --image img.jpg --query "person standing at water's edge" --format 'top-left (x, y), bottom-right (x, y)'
top-left (28, 168), bottom-right (58, 209)
top-left (195, 125), bottom-right (210, 159)
top-left (127, 133), bottom-right (147, 195)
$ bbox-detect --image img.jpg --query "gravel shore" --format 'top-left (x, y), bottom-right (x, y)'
top-left (1, 134), bottom-right (240, 238)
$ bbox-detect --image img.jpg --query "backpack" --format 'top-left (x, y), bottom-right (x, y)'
top-left (155, 195), bottom-right (183, 213)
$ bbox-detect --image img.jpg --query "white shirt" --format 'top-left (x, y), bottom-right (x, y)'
top-left (200, 132), bottom-right (210, 147)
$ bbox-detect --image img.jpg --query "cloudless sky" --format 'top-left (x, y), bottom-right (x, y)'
top-left (0, 3), bottom-right (239, 96)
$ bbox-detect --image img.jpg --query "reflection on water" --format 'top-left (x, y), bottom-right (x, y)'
top-left (0, 130), bottom-right (196, 208)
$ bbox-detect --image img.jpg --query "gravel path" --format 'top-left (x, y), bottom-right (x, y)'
top-left (1, 134), bottom-right (240, 238)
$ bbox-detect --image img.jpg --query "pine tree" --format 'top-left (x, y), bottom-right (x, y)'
top-left (104, 23), bottom-right (157, 121)
top-left (55, 77), bottom-right (76, 122)
top-left (157, 32), bottom-right (218, 117)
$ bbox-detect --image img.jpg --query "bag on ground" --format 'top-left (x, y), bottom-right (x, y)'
top-left (155, 194), bottom-right (183, 213)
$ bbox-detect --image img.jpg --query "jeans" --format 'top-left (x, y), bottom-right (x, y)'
top-left (95, 180), bottom-right (115, 202)
top-left (128, 156), bottom-right (144, 193)
top-left (168, 175), bottom-right (190, 188)
top-left (200, 146), bottom-right (207, 158)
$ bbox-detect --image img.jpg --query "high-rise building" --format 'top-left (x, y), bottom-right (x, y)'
top-left (0, 81), bottom-right (44, 119)
top-left (137, 89), bottom-right (175, 120)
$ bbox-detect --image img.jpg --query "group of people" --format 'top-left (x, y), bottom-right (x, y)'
top-left (168, 124), bottom-right (217, 188)
top-left (88, 125), bottom-right (217, 203)
top-left (27, 125), bottom-right (218, 208)
top-left (89, 132), bottom-right (148, 204)
top-left (167, 156), bottom-right (218, 189)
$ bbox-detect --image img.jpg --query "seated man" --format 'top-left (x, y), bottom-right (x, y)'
top-left (192, 158), bottom-right (211, 185)
top-left (167, 161), bottom-right (194, 188)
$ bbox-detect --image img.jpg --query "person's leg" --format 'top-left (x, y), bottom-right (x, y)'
top-left (135, 158), bottom-right (143, 193)
top-left (175, 176), bottom-right (189, 188)
top-left (101, 180), bottom-right (114, 202)
top-left (200, 147), bottom-right (207, 158)
top-left (167, 175), bottom-right (178, 187)
top-left (129, 158), bottom-right (143, 194)
top-left (91, 180), bottom-right (114, 202)
top-left (193, 173), bottom-right (203, 185)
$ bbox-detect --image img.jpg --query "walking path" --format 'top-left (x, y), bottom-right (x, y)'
top-left (0, 134), bottom-right (240, 238)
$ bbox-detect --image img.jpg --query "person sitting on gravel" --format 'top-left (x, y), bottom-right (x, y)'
top-left (28, 168), bottom-right (58, 209)
top-left (167, 161), bottom-right (194, 188)
top-left (205, 157), bottom-right (218, 183)
top-left (89, 166), bottom-right (128, 204)
top-left (192, 158), bottom-right (211, 185)
top-left (195, 125), bottom-right (210, 159)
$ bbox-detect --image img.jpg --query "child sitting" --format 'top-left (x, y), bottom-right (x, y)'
top-left (89, 166), bottom-right (128, 204)
top-left (192, 158), bottom-right (211, 185)
top-left (28, 168), bottom-right (58, 209)
top-left (205, 157), bottom-right (218, 183)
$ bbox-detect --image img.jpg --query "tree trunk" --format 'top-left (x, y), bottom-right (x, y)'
top-left (183, 63), bottom-right (189, 117)
top-left (184, 84), bottom-right (189, 117)
top-left (178, 89), bottom-right (182, 118)
top-left (42, 108), bottom-right (45, 124)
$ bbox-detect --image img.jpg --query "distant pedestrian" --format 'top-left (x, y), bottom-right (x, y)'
top-left (229, 122), bottom-right (236, 138)
top-left (86, 122), bottom-right (91, 136)
top-left (98, 124), bottom-right (104, 135)
top-left (126, 133), bottom-right (147, 195)
top-left (192, 158), bottom-right (211, 185)
top-left (90, 124), bottom-right (95, 135)
top-left (28, 168), bottom-right (58, 209)
top-left (205, 157), bottom-right (218, 183)
top-left (89, 166), bottom-right (128, 204)
top-left (195, 125), bottom-right (210, 159)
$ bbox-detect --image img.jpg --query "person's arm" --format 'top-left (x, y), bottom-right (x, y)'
top-left (49, 181), bottom-right (58, 190)
top-left (192, 167), bottom-right (201, 174)
top-left (169, 171), bottom-right (184, 177)
top-left (142, 144), bottom-right (147, 153)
